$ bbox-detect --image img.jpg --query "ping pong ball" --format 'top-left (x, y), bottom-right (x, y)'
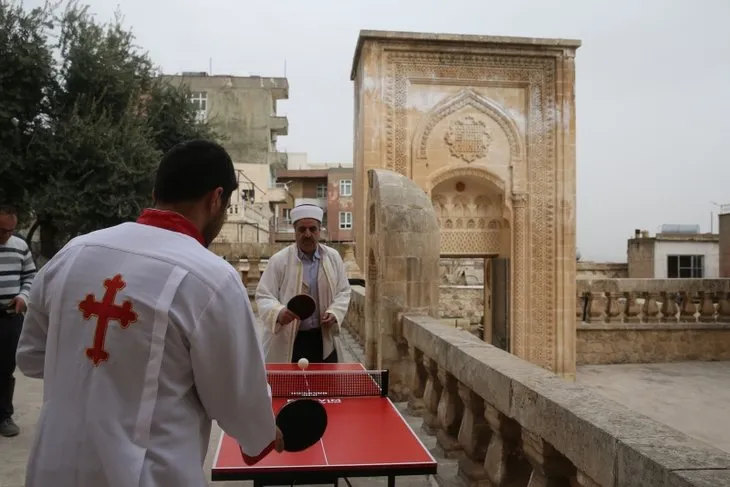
top-left (298, 358), bottom-right (309, 370)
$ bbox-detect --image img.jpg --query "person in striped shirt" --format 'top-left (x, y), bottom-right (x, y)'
top-left (0, 205), bottom-right (37, 437)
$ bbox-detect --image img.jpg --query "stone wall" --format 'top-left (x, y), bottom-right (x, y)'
top-left (577, 261), bottom-right (628, 278)
top-left (577, 323), bottom-right (730, 365)
top-left (577, 278), bottom-right (730, 364)
top-left (341, 300), bottom-right (730, 486)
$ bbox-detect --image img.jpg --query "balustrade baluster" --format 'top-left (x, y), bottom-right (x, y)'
top-left (483, 403), bottom-right (522, 486)
top-left (456, 384), bottom-right (490, 485)
top-left (718, 292), bottom-right (730, 321)
top-left (421, 356), bottom-right (441, 434)
top-left (435, 368), bottom-right (463, 456)
top-left (646, 293), bottom-right (662, 323)
top-left (625, 294), bottom-right (640, 323)
top-left (671, 292), bottom-right (682, 323)
top-left (570, 471), bottom-right (602, 487)
top-left (407, 346), bottom-right (426, 414)
top-left (700, 291), bottom-right (715, 323)
top-left (588, 292), bottom-right (607, 323)
top-left (522, 429), bottom-right (576, 487)
top-left (606, 292), bottom-right (620, 323)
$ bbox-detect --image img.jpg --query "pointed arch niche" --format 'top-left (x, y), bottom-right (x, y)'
top-left (410, 88), bottom-right (525, 192)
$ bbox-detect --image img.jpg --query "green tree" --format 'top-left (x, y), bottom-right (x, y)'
top-left (0, 1), bottom-right (55, 223)
top-left (5, 1), bottom-right (220, 258)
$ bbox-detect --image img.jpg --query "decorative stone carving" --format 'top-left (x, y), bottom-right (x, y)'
top-left (432, 187), bottom-right (505, 256)
top-left (352, 31), bottom-right (579, 377)
top-left (384, 50), bottom-right (559, 369)
top-left (411, 88), bottom-right (524, 172)
top-left (444, 115), bottom-right (492, 163)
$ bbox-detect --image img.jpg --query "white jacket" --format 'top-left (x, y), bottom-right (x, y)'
top-left (16, 221), bottom-right (276, 487)
top-left (255, 243), bottom-right (351, 362)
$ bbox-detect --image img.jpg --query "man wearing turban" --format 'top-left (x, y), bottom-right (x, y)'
top-left (256, 204), bottom-right (351, 363)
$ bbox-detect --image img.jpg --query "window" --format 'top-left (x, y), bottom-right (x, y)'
top-left (189, 91), bottom-right (207, 122)
top-left (667, 255), bottom-right (704, 278)
top-left (316, 183), bottom-right (327, 198)
top-left (282, 208), bottom-right (292, 223)
top-left (339, 211), bottom-right (352, 230)
top-left (339, 179), bottom-right (352, 197)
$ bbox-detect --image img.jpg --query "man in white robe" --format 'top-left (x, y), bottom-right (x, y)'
top-left (16, 140), bottom-right (282, 487)
top-left (256, 204), bottom-right (351, 363)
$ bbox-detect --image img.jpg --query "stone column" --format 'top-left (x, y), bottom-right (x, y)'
top-left (511, 193), bottom-right (529, 360)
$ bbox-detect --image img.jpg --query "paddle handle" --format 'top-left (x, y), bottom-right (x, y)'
top-left (240, 441), bottom-right (275, 465)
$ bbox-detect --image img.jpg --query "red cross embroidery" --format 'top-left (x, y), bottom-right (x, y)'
top-left (78, 274), bottom-right (138, 366)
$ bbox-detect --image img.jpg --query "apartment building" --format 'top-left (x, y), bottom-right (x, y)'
top-left (160, 72), bottom-right (291, 243)
top-left (272, 154), bottom-right (354, 243)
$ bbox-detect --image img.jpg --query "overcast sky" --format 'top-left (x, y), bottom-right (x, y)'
top-left (26, 0), bottom-right (730, 262)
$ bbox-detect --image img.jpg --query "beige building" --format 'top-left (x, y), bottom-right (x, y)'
top-left (627, 225), bottom-right (719, 278)
top-left (160, 72), bottom-right (292, 243)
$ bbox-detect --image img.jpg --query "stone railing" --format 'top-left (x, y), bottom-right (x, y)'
top-left (397, 314), bottom-right (730, 487)
top-left (577, 279), bottom-right (730, 324)
top-left (577, 279), bottom-right (730, 364)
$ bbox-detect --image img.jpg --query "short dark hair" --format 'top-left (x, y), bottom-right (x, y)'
top-left (0, 205), bottom-right (18, 215)
top-left (153, 139), bottom-right (238, 205)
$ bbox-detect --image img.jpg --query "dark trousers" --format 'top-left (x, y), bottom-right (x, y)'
top-left (291, 328), bottom-right (338, 364)
top-left (0, 312), bottom-right (23, 421)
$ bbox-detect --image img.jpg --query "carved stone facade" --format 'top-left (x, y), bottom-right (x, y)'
top-left (351, 30), bottom-right (580, 377)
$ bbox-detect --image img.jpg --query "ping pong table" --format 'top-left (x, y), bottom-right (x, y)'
top-left (212, 363), bottom-right (437, 487)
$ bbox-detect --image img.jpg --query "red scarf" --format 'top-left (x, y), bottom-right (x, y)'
top-left (136, 208), bottom-right (206, 246)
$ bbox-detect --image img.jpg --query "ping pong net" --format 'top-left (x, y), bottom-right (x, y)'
top-left (267, 370), bottom-right (389, 398)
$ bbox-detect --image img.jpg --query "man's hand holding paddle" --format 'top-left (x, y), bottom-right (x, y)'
top-left (277, 307), bottom-right (298, 326)
top-left (274, 426), bottom-right (285, 452)
top-left (279, 294), bottom-right (317, 325)
top-left (321, 312), bottom-right (337, 328)
top-left (241, 397), bottom-right (327, 465)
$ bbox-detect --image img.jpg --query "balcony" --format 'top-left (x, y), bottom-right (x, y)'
top-left (266, 184), bottom-right (291, 204)
top-left (270, 115), bottom-right (288, 137)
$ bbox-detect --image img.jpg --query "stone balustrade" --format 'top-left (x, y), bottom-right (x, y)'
top-left (576, 279), bottom-right (730, 364)
top-left (342, 286), bottom-right (730, 485)
top-left (577, 278), bottom-right (730, 324)
top-left (399, 315), bottom-right (730, 486)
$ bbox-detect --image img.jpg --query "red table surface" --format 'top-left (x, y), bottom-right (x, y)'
top-left (212, 363), bottom-right (436, 475)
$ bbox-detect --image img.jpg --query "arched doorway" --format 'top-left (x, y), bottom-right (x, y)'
top-left (430, 174), bottom-right (512, 349)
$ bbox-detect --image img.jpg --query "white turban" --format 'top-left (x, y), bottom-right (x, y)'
top-left (290, 204), bottom-right (323, 223)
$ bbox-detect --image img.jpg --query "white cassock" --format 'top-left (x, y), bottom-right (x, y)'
top-left (16, 209), bottom-right (277, 487)
top-left (255, 243), bottom-right (352, 363)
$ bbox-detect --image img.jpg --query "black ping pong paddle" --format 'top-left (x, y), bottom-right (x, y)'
top-left (287, 294), bottom-right (316, 321)
top-left (241, 398), bottom-right (328, 465)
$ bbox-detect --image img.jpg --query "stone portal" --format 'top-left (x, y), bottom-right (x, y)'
top-left (351, 30), bottom-right (581, 378)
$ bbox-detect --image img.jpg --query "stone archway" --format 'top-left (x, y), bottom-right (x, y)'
top-left (429, 171), bottom-right (512, 348)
